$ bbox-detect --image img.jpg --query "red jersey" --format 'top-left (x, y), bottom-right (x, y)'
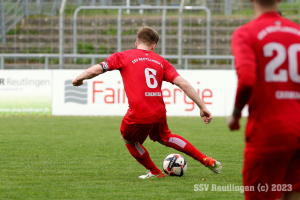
top-left (232, 12), bottom-right (300, 153)
top-left (105, 49), bottom-right (179, 123)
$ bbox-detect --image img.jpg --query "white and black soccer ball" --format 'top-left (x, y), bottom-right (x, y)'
top-left (163, 154), bottom-right (187, 176)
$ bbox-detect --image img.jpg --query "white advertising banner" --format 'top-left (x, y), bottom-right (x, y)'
top-left (0, 70), bottom-right (52, 115)
top-left (52, 70), bottom-right (248, 117)
top-left (52, 70), bottom-right (128, 116)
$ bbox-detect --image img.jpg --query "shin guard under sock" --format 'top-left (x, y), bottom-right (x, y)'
top-left (126, 142), bottom-right (161, 174)
top-left (166, 134), bottom-right (206, 164)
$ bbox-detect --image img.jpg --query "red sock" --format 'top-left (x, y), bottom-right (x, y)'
top-left (166, 134), bottom-right (206, 165)
top-left (126, 142), bottom-right (161, 174)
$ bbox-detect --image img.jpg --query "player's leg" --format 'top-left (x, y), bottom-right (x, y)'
top-left (243, 150), bottom-right (295, 200)
top-left (281, 149), bottom-right (300, 200)
top-left (158, 134), bottom-right (206, 164)
top-left (157, 135), bottom-right (221, 174)
top-left (120, 118), bottom-right (164, 178)
top-left (149, 119), bottom-right (221, 173)
top-left (122, 137), bottom-right (162, 176)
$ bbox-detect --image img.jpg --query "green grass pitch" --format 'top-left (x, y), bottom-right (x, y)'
top-left (0, 116), bottom-right (247, 199)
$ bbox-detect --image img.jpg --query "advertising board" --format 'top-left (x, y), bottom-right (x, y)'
top-left (0, 70), bottom-right (52, 115)
top-left (52, 70), bottom-right (248, 117)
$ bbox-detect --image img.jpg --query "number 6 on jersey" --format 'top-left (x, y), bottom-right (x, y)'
top-left (145, 68), bottom-right (158, 88)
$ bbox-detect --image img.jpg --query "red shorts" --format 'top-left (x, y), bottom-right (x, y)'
top-left (120, 116), bottom-right (171, 144)
top-left (243, 149), bottom-right (300, 200)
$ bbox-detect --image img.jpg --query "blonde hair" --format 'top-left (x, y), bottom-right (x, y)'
top-left (136, 26), bottom-right (159, 47)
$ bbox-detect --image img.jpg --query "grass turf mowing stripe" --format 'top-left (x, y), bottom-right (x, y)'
top-left (0, 116), bottom-right (246, 199)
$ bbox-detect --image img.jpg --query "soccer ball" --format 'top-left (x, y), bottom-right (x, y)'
top-left (163, 154), bottom-right (187, 176)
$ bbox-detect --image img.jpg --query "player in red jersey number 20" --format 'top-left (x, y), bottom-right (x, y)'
top-left (228, 0), bottom-right (300, 199)
top-left (72, 26), bottom-right (222, 179)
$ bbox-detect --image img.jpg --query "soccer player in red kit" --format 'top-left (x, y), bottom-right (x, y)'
top-left (227, 0), bottom-right (300, 199)
top-left (72, 26), bottom-right (222, 179)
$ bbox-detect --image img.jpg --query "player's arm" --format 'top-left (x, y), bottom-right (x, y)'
top-left (227, 28), bottom-right (257, 130)
top-left (72, 64), bottom-right (104, 86)
top-left (173, 76), bottom-right (212, 124)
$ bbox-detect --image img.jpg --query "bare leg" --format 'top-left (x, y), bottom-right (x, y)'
top-left (122, 136), bottom-right (134, 144)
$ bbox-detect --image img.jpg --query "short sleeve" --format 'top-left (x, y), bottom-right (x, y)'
top-left (163, 59), bottom-right (180, 83)
top-left (105, 51), bottom-right (128, 71)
